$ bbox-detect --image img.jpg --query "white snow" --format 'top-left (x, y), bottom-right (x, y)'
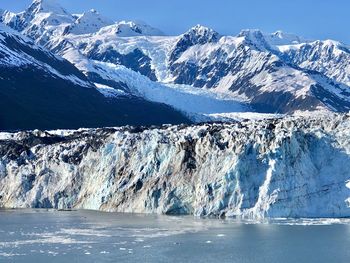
top-left (2, 0), bottom-right (350, 117)
top-left (265, 30), bottom-right (308, 46)
top-left (202, 112), bottom-right (283, 122)
top-left (0, 23), bottom-right (92, 88)
top-left (94, 20), bottom-right (164, 37)
top-left (69, 9), bottom-right (113, 35)
top-left (94, 83), bottom-right (127, 98)
top-left (277, 40), bottom-right (350, 87)
top-left (89, 61), bottom-right (247, 116)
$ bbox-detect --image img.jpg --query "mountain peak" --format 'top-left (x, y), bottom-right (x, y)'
top-left (192, 24), bottom-right (214, 32)
top-left (237, 29), bottom-right (271, 50)
top-left (3, 0), bottom-right (75, 43)
top-left (267, 30), bottom-right (306, 45)
top-left (238, 29), bottom-right (264, 39)
top-left (319, 39), bottom-right (340, 47)
top-left (81, 9), bottom-right (107, 17)
top-left (29, 0), bottom-right (67, 15)
top-left (0, 8), bottom-right (9, 23)
top-left (68, 9), bottom-right (114, 35)
top-left (118, 20), bottom-right (165, 36)
top-left (168, 25), bottom-right (220, 63)
top-left (237, 29), bottom-right (307, 49)
top-left (186, 24), bottom-right (220, 42)
top-left (96, 20), bottom-right (164, 37)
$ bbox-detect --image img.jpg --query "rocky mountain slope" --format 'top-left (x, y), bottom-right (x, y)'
top-left (0, 23), bottom-right (190, 130)
top-left (2, 0), bottom-right (350, 117)
top-left (0, 113), bottom-right (349, 218)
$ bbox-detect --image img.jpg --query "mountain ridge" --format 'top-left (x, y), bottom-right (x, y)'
top-left (1, 0), bottom-right (350, 129)
top-left (0, 22), bottom-right (191, 130)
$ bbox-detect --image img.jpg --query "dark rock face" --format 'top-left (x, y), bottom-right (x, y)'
top-left (0, 24), bottom-right (190, 130)
top-left (0, 65), bottom-right (190, 130)
top-left (311, 84), bottom-right (350, 112)
top-left (0, 35), bottom-right (188, 130)
top-left (169, 25), bottom-right (220, 64)
top-left (1, 34), bottom-right (87, 80)
top-left (86, 46), bottom-right (157, 81)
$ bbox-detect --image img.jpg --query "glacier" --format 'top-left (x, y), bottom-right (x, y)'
top-left (1, 113), bottom-right (350, 219)
top-left (3, 0), bottom-right (350, 117)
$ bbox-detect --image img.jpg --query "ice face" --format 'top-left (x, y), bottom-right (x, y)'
top-left (0, 113), bottom-right (349, 219)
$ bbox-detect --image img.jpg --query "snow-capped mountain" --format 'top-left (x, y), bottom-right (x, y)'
top-left (95, 20), bottom-right (165, 37)
top-left (67, 9), bottom-right (114, 35)
top-left (2, 0), bottom-right (350, 124)
top-left (1, 0), bottom-right (75, 45)
top-left (265, 30), bottom-right (306, 46)
top-left (0, 22), bottom-right (85, 82)
top-left (57, 24), bottom-right (349, 113)
top-left (0, 23), bottom-right (189, 130)
top-left (238, 29), bottom-right (307, 49)
top-left (1, 113), bottom-right (350, 218)
top-left (169, 25), bottom-right (220, 63)
top-left (278, 40), bottom-right (350, 86)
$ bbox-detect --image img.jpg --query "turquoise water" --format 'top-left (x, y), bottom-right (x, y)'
top-left (0, 210), bottom-right (350, 262)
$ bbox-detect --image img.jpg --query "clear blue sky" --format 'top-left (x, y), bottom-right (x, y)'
top-left (2, 0), bottom-right (350, 44)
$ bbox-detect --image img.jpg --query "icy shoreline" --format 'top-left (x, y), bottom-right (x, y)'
top-left (0, 113), bottom-right (350, 219)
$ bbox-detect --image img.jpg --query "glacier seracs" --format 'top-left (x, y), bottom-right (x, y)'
top-left (0, 113), bottom-right (349, 219)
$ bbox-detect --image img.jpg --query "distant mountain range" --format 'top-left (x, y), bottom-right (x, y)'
top-left (1, 0), bottom-right (350, 130)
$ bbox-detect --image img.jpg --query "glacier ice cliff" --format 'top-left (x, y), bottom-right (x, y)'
top-left (0, 114), bottom-right (350, 219)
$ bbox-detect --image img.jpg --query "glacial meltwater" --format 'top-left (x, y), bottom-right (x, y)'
top-left (0, 210), bottom-right (350, 263)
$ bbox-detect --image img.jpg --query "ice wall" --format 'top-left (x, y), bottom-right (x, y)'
top-left (1, 114), bottom-right (350, 219)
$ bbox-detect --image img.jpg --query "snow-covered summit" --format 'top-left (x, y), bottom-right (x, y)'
top-left (0, 10), bottom-right (16, 25)
top-left (278, 39), bottom-right (350, 86)
top-left (25, 0), bottom-right (74, 26)
top-left (29, 0), bottom-right (69, 15)
top-left (0, 0), bottom-right (74, 44)
top-left (95, 20), bottom-right (165, 37)
top-left (238, 29), bottom-right (272, 50)
top-left (184, 24), bottom-right (220, 43)
top-left (265, 30), bottom-right (306, 45)
top-left (68, 9), bottom-right (114, 35)
top-left (238, 29), bottom-right (308, 50)
top-left (169, 25), bottom-right (220, 62)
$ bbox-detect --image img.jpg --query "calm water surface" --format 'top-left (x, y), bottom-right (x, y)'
top-left (0, 210), bottom-right (350, 262)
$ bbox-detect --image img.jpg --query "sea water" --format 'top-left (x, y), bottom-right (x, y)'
top-left (0, 210), bottom-right (349, 262)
